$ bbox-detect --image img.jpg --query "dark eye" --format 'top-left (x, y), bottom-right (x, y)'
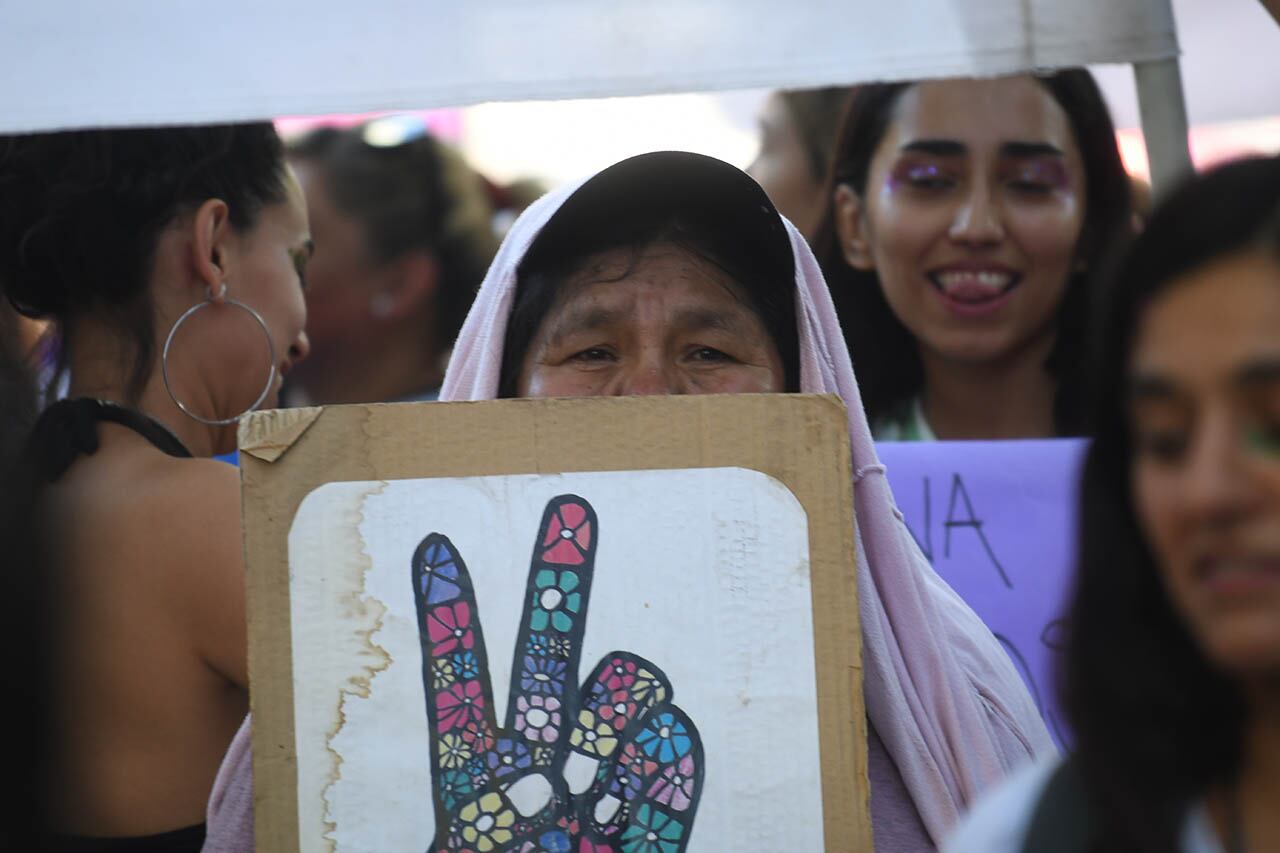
top-left (1008, 179), bottom-right (1054, 195)
top-left (688, 347), bottom-right (733, 363)
top-left (1134, 430), bottom-right (1188, 463)
top-left (1244, 423), bottom-right (1280, 457)
top-left (569, 347), bottom-right (615, 363)
top-left (896, 163), bottom-right (955, 191)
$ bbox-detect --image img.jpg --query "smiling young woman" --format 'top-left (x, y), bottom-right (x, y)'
top-left (812, 71), bottom-right (1132, 441)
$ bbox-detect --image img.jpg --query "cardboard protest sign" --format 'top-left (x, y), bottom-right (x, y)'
top-left (2, 0), bottom-right (1177, 132)
top-left (877, 439), bottom-right (1088, 749)
top-left (239, 394), bottom-right (869, 852)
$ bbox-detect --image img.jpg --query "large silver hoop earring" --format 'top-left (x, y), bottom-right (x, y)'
top-left (162, 283), bottom-right (277, 426)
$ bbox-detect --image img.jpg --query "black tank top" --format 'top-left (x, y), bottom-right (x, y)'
top-left (31, 398), bottom-right (192, 482)
top-left (34, 399), bottom-right (206, 852)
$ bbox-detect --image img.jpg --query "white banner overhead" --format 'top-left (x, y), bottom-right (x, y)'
top-left (0, 0), bottom-right (1178, 133)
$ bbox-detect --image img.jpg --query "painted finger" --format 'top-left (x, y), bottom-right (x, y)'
top-left (562, 653), bottom-right (672, 796)
top-left (581, 702), bottom-right (704, 852)
top-left (505, 495), bottom-right (599, 763)
top-left (411, 533), bottom-right (502, 827)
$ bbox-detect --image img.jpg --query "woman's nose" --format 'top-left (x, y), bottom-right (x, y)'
top-left (949, 186), bottom-right (1004, 245)
top-left (1179, 415), bottom-right (1258, 526)
top-left (289, 329), bottom-right (311, 367)
top-left (614, 357), bottom-right (682, 397)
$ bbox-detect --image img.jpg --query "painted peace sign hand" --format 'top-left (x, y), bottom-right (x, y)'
top-left (412, 496), bottom-right (705, 853)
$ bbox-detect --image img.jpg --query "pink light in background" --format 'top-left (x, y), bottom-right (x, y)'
top-left (1117, 116), bottom-right (1280, 181)
top-left (274, 109), bottom-right (463, 142)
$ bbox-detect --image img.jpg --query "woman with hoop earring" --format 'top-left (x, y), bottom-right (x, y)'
top-left (0, 124), bottom-right (310, 850)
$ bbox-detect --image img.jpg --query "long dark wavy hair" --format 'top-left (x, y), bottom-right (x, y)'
top-left (811, 70), bottom-right (1132, 434)
top-left (1062, 156), bottom-right (1280, 852)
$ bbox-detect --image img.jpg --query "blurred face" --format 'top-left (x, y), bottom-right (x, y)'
top-left (517, 242), bottom-right (786, 398)
top-left (837, 76), bottom-right (1086, 367)
top-left (225, 168), bottom-right (312, 409)
top-left (747, 93), bottom-right (826, 238)
top-left (1129, 251), bottom-right (1280, 677)
top-left (290, 161), bottom-right (380, 363)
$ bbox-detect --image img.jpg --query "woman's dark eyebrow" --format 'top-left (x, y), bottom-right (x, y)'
top-left (1001, 141), bottom-right (1066, 159)
top-left (1126, 374), bottom-right (1179, 402)
top-left (545, 305), bottom-right (621, 345)
top-left (1235, 359), bottom-right (1280, 388)
top-left (671, 306), bottom-right (750, 336)
top-left (900, 139), bottom-right (965, 157)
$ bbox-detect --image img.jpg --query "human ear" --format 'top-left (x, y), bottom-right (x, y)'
top-left (190, 198), bottom-right (232, 303)
top-left (833, 184), bottom-right (876, 271)
top-left (370, 251), bottom-right (438, 320)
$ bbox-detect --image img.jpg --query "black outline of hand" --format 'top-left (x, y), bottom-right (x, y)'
top-left (411, 495), bottom-right (705, 853)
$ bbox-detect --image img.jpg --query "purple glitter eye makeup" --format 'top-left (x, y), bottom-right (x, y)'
top-left (888, 160), bottom-right (954, 190)
top-left (1004, 160), bottom-right (1071, 192)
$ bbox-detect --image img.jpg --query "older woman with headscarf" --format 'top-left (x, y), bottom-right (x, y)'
top-left (206, 151), bottom-right (1051, 852)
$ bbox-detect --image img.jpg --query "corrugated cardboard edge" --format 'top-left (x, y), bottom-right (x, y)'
top-left (239, 406), bottom-right (324, 463)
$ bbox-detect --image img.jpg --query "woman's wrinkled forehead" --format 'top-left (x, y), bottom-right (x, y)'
top-left (550, 241), bottom-right (762, 315)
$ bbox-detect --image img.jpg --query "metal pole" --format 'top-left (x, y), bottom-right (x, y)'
top-left (1133, 57), bottom-right (1193, 199)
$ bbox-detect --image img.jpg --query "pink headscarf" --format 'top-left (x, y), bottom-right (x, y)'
top-left (439, 163), bottom-right (1054, 844)
top-left (205, 155), bottom-right (1052, 851)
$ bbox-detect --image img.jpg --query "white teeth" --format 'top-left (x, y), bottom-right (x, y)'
top-left (936, 271), bottom-right (1012, 290)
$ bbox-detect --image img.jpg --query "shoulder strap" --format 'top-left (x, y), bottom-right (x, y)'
top-left (30, 398), bottom-right (191, 482)
top-left (1021, 757), bottom-right (1096, 853)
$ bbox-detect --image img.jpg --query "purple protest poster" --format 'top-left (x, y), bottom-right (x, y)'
top-left (876, 439), bottom-right (1088, 749)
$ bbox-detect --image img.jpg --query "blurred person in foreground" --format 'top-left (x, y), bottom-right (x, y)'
top-left (947, 156), bottom-right (1280, 852)
top-left (0, 302), bottom-right (50, 849)
top-left (0, 124), bottom-right (310, 849)
top-left (287, 119), bottom-right (499, 405)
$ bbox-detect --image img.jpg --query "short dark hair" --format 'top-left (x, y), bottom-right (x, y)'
top-left (1063, 156), bottom-right (1280, 852)
top-left (811, 70), bottom-right (1133, 435)
top-left (288, 125), bottom-right (497, 355)
top-left (498, 211), bottom-right (801, 398)
top-left (0, 124), bottom-right (288, 402)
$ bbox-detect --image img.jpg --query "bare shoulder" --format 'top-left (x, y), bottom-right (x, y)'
top-left (116, 455), bottom-right (249, 687)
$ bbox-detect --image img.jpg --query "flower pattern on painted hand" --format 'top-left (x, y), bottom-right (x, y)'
top-left (610, 742), bottom-right (655, 802)
top-left (513, 694), bottom-right (561, 743)
top-left (451, 649), bottom-right (480, 680)
top-left (520, 654), bottom-right (568, 695)
top-left (619, 804), bottom-right (685, 853)
top-left (536, 829), bottom-right (571, 852)
top-left (459, 721), bottom-right (495, 752)
top-left (457, 792), bottom-right (516, 852)
top-left (427, 601), bottom-right (474, 656)
top-left (630, 667), bottom-right (667, 705)
top-left (486, 738), bottom-right (533, 780)
top-left (530, 569), bottom-right (582, 633)
top-left (411, 501), bottom-right (704, 853)
top-left (526, 633), bottom-right (553, 657)
top-left (436, 679), bottom-right (486, 733)
top-left (438, 769), bottom-right (473, 811)
top-left (432, 657), bottom-right (456, 690)
top-left (540, 501), bottom-right (593, 565)
top-left (438, 733), bottom-right (472, 770)
top-left (600, 657), bottom-right (637, 692)
top-left (647, 755), bottom-right (696, 811)
top-left (569, 709), bottom-right (619, 758)
top-left (597, 689), bottom-right (639, 731)
top-left (635, 712), bottom-right (692, 763)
